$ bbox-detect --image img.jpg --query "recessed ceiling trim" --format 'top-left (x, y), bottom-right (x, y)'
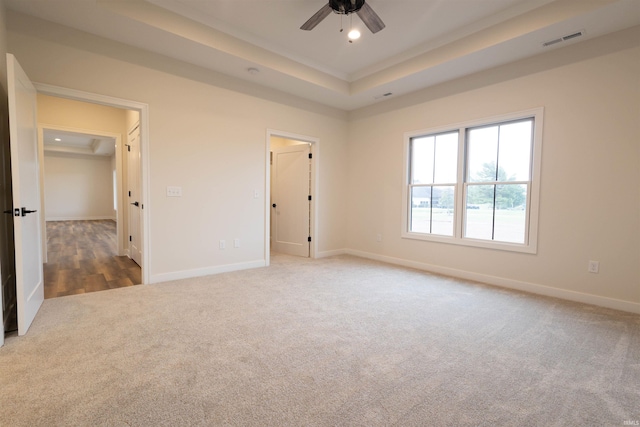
top-left (98, 0), bottom-right (350, 95)
top-left (351, 0), bottom-right (617, 95)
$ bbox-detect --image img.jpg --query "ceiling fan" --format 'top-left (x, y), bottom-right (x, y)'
top-left (300, 0), bottom-right (386, 34)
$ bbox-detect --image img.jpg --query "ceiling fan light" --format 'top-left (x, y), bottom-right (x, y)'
top-left (348, 29), bottom-right (361, 40)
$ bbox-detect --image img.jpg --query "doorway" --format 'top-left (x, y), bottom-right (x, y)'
top-left (39, 126), bottom-right (123, 257)
top-left (34, 84), bottom-right (150, 285)
top-left (39, 125), bottom-right (141, 298)
top-left (267, 130), bottom-right (318, 264)
top-left (3, 57), bottom-right (149, 340)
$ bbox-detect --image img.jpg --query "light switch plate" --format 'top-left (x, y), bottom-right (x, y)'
top-left (167, 186), bottom-right (182, 197)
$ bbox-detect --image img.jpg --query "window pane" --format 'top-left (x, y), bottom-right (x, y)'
top-left (411, 136), bottom-right (434, 184)
top-left (410, 186), bottom-right (455, 236)
top-left (431, 186), bottom-right (455, 236)
top-left (494, 184), bottom-right (527, 243)
top-left (410, 186), bottom-right (431, 233)
top-left (498, 120), bottom-right (532, 182)
top-left (433, 132), bottom-right (458, 184)
top-left (465, 185), bottom-right (494, 240)
top-left (467, 126), bottom-right (498, 182)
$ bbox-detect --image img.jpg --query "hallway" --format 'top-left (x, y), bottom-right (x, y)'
top-left (44, 220), bottom-right (141, 298)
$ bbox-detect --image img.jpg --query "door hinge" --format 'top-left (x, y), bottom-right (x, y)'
top-left (308, 153), bottom-right (312, 159)
top-left (308, 195), bottom-right (312, 201)
top-left (307, 236), bottom-right (311, 242)
top-left (129, 235), bottom-right (132, 242)
top-left (128, 190), bottom-right (131, 197)
top-left (126, 145), bottom-right (131, 152)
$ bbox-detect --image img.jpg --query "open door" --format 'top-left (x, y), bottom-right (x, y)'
top-left (127, 122), bottom-right (142, 266)
top-left (7, 54), bottom-right (44, 336)
top-left (271, 144), bottom-right (311, 257)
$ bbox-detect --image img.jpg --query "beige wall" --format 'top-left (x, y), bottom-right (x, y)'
top-left (5, 11), bottom-right (639, 311)
top-left (43, 153), bottom-right (114, 220)
top-left (347, 28), bottom-right (640, 309)
top-left (37, 94), bottom-right (128, 134)
top-left (7, 14), bottom-right (350, 282)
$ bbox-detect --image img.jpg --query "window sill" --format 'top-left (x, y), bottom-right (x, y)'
top-left (401, 231), bottom-right (538, 254)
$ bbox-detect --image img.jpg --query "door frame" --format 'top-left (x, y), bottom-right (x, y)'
top-left (38, 124), bottom-right (123, 261)
top-left (34, 83), bottom-right (151, 285)
top-left (265, 129), bottom-right (318, 266)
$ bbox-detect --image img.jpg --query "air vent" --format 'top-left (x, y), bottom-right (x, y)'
top-left (562, 31), bottom-right (584, 41)
top-left (542, 30), bottom-right (585, 48)
top-left (542, 38), bottom-right (562, 47)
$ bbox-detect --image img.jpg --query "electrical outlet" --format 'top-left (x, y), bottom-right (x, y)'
top-left (376, 234), bottom-right (383, 242)
top-left (234, 238), bottom-right (240, 248)
top-left (588, 260), bottom-right (599, 274)
top-left (219, 240), bottom-right (226, 250)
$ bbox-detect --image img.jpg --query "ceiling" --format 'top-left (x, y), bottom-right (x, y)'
top-left (6, 0), bottom-right (640, 111)
top-left (43, 129), bottom-right (116, 157)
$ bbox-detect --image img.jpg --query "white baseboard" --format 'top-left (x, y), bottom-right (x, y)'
top-left (345, 249), bottom-right (640, 315)
top-left (150, 259), bottom-right (266, 284)
top-left (316, 249), bottom-right (347, 258)
top-left (46, 216), bottom-right (116, 221)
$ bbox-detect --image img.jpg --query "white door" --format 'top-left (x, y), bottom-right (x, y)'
top-left (272, 144), bottom-right (311, 257)
top-left (7, 54), bottom-right (44, 336)
top-left (127, 123), bottom-right (142, 266)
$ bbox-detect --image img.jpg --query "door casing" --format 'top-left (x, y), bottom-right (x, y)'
top-left (34, 83), bottom-right (150, 285)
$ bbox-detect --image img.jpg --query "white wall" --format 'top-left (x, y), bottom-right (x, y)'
top-left (347, 27), bottom-right (640, 311)
top-left (7, 12), bottom-right (349, 282)
top-left (6, 10), bottom-right (638, 312)
top-left (43, 153), bottom-right (115, 221)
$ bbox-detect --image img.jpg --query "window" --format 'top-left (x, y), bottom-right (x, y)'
top-left (403, 109), bottom-right (543, 253)
top-left (409, 131), bottom-right (458, 236)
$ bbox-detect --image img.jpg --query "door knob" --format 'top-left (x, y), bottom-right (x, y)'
top-left (21, 207), bottom-right (37, 216)
top-left (272, 203), bottom-right (276, 208)
top-left (131, 201), bottom-right (139, 207)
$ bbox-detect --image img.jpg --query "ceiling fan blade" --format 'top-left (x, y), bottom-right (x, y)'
top-left (300, 3), bottom-right (332, 31)
top-left (356, 2), bottom-right (385, 33)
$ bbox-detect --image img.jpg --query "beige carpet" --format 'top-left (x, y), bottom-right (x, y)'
top-left (1, 254), bottom-right (639, 426)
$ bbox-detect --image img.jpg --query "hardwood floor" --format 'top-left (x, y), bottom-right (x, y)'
top-left (44, 220), bottom-right (141, 299)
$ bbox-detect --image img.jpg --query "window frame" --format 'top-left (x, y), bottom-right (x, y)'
top-left (402, 108), bottom-right (544, 254)
top-left (408, 130), bottom-right (459, 237)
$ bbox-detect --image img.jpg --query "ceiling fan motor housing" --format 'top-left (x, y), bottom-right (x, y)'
top-left (330, 0), bottom-right (365, 15)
